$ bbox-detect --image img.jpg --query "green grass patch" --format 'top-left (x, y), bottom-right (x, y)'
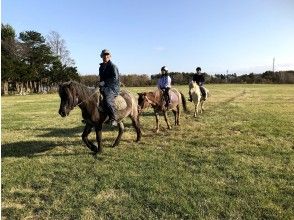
top-left (2, 84), bottom-right (294, 219)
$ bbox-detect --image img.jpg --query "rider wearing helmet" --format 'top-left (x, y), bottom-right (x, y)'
top-left (157, 66), bottom-right (171, 108)
top-left (189, 67), bottom-right (206, 101)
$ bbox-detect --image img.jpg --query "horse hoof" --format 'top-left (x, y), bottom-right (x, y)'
top-left (91, 151), bottom-right (99, 156)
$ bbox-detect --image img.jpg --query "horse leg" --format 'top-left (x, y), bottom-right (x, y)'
top-left (95, 123), bottom-right (103, 153)
top-left (130, 115), bottom-right (141, 142)
top-left (177, 105), bottom-right (180, 125)
top-left (163, 111), bottom-right (172, 130)
top-left (201, 100), bottom-right (205, 112)
top-left (200, 100), bottom-right (203, 113)
top-left (82, 124), bottom-right (98, 154)
top-left (172, 110), bottom-right (177, 125)
top-left (154, 111), bottom-right (160, 133)
top-left (112, 121), bottom-right (124, 147)
top-left (194, 102), bottom-right (199, 117)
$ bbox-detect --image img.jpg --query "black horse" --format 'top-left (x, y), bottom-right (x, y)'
top-left (58, 81), bottom-right (141, 154)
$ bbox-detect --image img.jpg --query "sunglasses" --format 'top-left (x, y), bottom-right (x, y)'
top-left (103, 53), bottom-right (110, 56)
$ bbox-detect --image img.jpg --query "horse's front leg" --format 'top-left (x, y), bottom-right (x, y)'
top-left (112, 121), bottom-right (124, 147)
top-left (95, 123), bottom-right (103, 153)
top-left (163, 111), bottom-right (172, 130)
top-left (82, 124), bottom-right (98, 154)
top-left (154, 110), bottom-right (160, 133)
top-left (194, 101), bottom-right (199, 117)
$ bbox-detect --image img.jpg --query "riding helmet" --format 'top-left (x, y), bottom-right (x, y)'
top-left (161, 66), bottom-right (168, 74)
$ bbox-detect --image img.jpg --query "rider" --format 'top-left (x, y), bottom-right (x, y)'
top-left (99, 49), bottom-right (120, 126)
top-left (157, 66), bottom-right (171, 108)
top-left (188, 67), bottom-right (206, 101)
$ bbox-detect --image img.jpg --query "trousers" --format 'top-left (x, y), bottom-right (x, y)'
top-left (101, 87), bottom-right (118, 120)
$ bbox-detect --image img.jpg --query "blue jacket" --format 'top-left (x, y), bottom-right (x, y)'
top-left (99, 60), bottom-right (120, 94)
top-left (157, 75), bottom-right (171, 89)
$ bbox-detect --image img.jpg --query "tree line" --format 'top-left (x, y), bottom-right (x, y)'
top-left (2, 23), bottom-right (293, 95)
top-left (79, 70), bottom-right (293, 89)
top-left (1, 23), bottom-right (79, 95)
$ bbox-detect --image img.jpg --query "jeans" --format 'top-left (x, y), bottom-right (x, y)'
top-left (101, 87), bottom-right (118, 120)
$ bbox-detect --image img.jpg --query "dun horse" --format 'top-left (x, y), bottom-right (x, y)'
top-left (138, 88), bottom-right (187, 133)
top-left (189, 81), bottom-right (209, 117)
top-left (58, 81), bottom-right (141, 154)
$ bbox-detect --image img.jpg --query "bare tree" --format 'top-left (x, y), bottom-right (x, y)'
top-left (46, 31), bottom-right (75, 66)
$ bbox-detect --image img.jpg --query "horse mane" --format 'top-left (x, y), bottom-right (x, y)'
top-left (59, 81), bottom-right (99, 107)
top-left (69, 81), bottom-right (96, 99)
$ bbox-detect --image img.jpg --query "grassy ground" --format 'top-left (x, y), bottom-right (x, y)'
top-left (1, 84), bottom-right (294, 219)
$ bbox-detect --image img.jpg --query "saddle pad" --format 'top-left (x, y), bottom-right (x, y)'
top-left (114, 95), bottom-right (127, 110)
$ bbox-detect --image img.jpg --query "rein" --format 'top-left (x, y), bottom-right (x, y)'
top-left (76, 88), bottom-right (100, 107)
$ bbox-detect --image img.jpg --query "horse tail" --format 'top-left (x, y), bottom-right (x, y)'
top-left (180, 92), bottom-right (188, 112)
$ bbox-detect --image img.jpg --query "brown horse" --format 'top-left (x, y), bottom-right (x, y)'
top-left (138, 88), bottom-right (187, 133)
top-left (58, 81), bottom-right (141, 154)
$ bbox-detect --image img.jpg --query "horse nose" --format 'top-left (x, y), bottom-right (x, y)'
top-left (58, 108), bottom-right (66, 117)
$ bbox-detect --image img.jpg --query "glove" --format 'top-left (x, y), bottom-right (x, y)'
top-left (99, 81), bottom-right (105, 86)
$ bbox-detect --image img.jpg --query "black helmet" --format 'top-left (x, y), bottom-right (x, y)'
top-left (161, 66), bottom-right (168, 74)
top-left (196, 67), bottom-right (201, 72)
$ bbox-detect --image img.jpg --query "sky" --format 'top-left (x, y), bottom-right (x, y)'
top-left (2, 0), bottom-right (294, 75)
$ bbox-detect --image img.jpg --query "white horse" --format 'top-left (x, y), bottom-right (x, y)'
top-left (189, 81), bottom-right (209, 117)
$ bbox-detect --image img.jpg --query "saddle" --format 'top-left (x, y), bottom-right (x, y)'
top-left (114, 95), bottom-right (127, 110)
top-left (98, 93), bottom-right (127, 112)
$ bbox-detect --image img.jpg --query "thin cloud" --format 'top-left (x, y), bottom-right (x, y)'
top-left (153, 46), bottom-right (166, 52)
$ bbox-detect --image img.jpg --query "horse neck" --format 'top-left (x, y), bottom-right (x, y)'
top-left (147, 91), bottom-right (161, 105)
top-left (191, 82), bottom-right (200, 90)
top-left (74, 83), bottom-right (99, 106)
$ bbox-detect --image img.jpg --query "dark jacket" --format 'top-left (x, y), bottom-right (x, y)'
top-left (99, 60), bottom-right (120, 94)
top-left (192, 73), bottom-right (205, 85)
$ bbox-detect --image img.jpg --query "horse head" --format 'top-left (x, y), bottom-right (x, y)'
top-left (137, 92), bottom-right (153, 113)
top-left (58, 81), bottom-right (79, 117)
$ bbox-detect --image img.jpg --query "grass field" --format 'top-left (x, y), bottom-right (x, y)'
top-left (1, 84), bottom-right (294, 219)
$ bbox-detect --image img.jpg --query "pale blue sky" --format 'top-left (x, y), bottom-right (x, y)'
top-left (2, 0), bottom-right (294, 75)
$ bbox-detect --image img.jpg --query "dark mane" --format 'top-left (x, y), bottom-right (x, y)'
top-left (59, 81), bottom-right (99, 106)
top-left (64, 80), bottom-right (96, 96)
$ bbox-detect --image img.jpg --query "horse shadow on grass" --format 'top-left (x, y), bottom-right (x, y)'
top-left (37, 121), bottom-right (134, 138)
top-left (2, 124), bottom-right (127, 158)
top-left (1, 140), bottom-right (60, 158)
